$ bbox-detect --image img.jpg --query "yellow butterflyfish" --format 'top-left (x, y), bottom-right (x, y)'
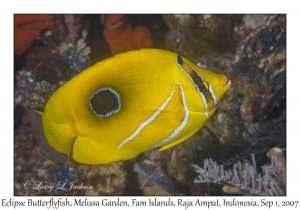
top-left (30, 49), bottom-right (231, 165)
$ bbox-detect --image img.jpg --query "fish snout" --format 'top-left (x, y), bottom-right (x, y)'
top-left (218, 76), bottom-right (231, 94)
top-left (223, 76), bottom-right (231, 87)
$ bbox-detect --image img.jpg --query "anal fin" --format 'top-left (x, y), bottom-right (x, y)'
top-left (73, 137), bottom-right (120, 165)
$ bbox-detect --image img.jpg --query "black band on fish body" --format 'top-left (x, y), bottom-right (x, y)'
top-left (177, 55), bottom-right (205, 91)
top-left (175, 55), bottom-right (216, 111)
top-left (196, 82), bottom-right (207, 92)
top-left (89, 87), bottom-right (121, 118)
top-left (176, 55), bottom-right (184, 65)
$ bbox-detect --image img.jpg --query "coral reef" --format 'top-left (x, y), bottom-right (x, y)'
top-left (14, 69), bottom-right (56, 111)
top-left (133, 134), bottom-right (215, 195)
top-left (223, 15), bottom-right (286, 160)
top-left (59, 39), bottom-right (91, 76)
top-left (103, 14), bottom-right (153, 55)
top-left (210, 15), bottom-right (284, 157)
top-left (164, 14), bottom-right (239, 58)
top-left (24, 39), bottom-right (91, 85)
top-left (193, 147), bottom-right (286, 196)
top-left (14, 14), bottom-right (53, 55)
top-left (133, 149), bottom-right (183, 195)
top-left (25, 45), bottom-right (71, 84)
top-left (15, 14), bottom-right (88, 57)
top-left (79, 162), bottom-right (127, 195)
top-left (63, 15), bottom-right (85, 45)
top-left (44, 15), bottom-right (68, 45)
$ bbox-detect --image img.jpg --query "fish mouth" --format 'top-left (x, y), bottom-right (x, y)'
top-left (223, 77), bottom-right (231, 87)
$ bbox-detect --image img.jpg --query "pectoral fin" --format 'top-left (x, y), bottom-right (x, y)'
top-left (139, 109), bottom-right (184, 130)
top-left (139, 83), bottom-right (185, 130)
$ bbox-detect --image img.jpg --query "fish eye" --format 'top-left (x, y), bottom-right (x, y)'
top-left (196, 83), bottom-right (206, 92)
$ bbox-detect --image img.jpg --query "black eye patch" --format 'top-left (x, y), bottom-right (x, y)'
top-left (176, 55), bottom-right (207, 92)
top-left (176, 54), bottom-right (215, 110)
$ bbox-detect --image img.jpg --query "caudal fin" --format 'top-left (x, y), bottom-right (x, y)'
top-left (29, 110), bottom-right (69, 164)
